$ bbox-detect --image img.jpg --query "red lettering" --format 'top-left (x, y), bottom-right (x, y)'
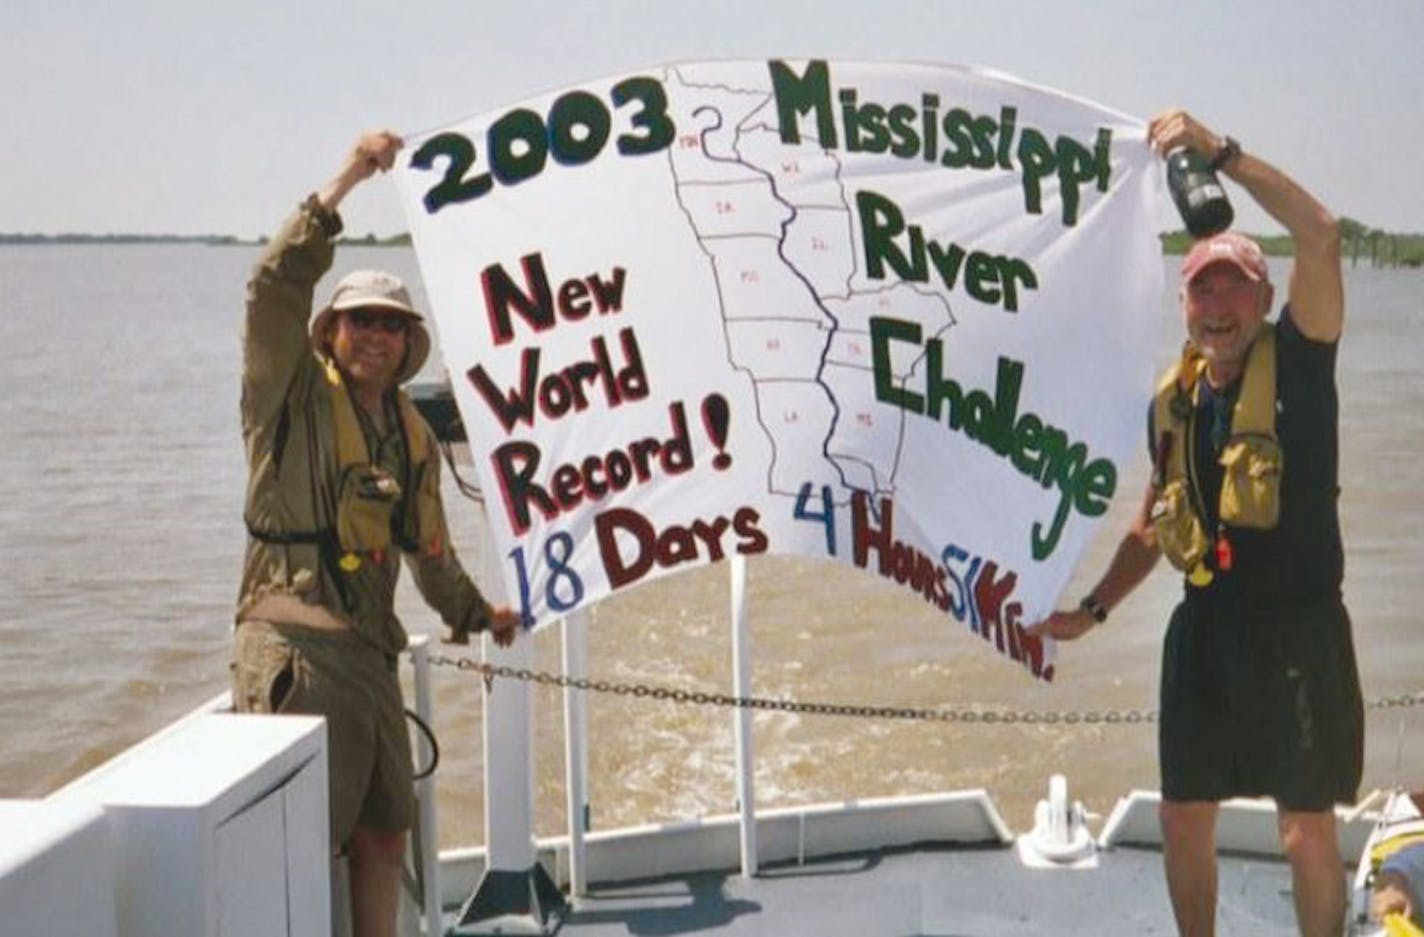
top-left (480, 252), bottom-right (626, 344)
top-left (972, 561), bottom-right (1018, 655)
top-left (470, 328), bottom-right (651, 433)
top-left (595, 507), bottom-right (656, 588)
top-left (595, 506), bottom-right (769, 589)
top-left (733, 508), bottom-right (769, 555)
top-left (491, 402), bottom-right (694, 534)
top-left (851, 492), bottom-right (950, 611)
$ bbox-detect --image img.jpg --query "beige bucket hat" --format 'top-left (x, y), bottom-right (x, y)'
top-left (311, 269), bottom-right (431, 384)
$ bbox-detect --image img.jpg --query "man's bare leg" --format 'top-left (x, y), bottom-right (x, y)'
top-left (1161, 800), bottom-right (1220, 936)
top-left (1278, 809), bottom-right (1346, 937)
top-left (348, 826), bottom-right (406, 937)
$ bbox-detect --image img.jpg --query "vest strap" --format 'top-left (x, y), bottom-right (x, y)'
top-left (244, 515), bottom-right (328, 546)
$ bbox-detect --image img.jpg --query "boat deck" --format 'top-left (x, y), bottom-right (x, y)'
top-left (469, 841), bottom-right (1301, 936)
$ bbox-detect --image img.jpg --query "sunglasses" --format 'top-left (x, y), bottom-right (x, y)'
top-left (345, 308), bottom-right (410, 335)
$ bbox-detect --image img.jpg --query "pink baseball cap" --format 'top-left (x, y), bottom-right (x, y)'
top-left (1180, 231), bottom-right (1270, 285)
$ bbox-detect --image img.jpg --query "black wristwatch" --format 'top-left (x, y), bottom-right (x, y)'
top-left (1079, 594), bottom-right (1109, 624)
top-left (1209, 135), bottom-right (1241, 172)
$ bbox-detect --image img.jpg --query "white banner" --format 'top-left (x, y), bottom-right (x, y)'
top-left (395, 59), bottom-right (1163, 681)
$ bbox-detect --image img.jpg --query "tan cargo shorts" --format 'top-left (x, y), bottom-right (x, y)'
top-left (231, 620), bottom-right (414, 849)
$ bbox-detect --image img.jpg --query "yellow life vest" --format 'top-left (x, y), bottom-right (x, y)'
top-left (1149, 325), bottom-right (1282, 581)
top-left (321, 357), bottom-right (445, 571)
top-left (1387, 915), bottom-right (1424, 937)
top-left (1369, 824), bottom-right (1424, 936)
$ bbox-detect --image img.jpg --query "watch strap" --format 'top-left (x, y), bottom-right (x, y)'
top-left (1079, 594), bottom-right (1109, 623)
top-left (1209, 135), bottom-right (1241, 172)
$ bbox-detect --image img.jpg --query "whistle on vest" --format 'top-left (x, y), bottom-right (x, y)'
top-left (1215, 530), bottom-right (1234, 572)
top-left (1186, 532), bottom-right (1233, 589)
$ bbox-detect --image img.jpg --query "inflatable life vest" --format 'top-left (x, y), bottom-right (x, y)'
top-left (1386, 915), bottom-right (1424, 937)
top-left (1367, 822), bottom-right (1424, 936)
top-left (321, 358), bottom-right (445, 571)
top-left (246, 358), bottom-right (444, 573)
top-left (1149, 325), bottom-right (1282, 586)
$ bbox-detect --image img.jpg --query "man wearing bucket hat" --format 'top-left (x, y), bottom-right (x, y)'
top-left (1033, 110), bottom-right (1362, 937)
top-left (232, 131), bottom-right (521, 937)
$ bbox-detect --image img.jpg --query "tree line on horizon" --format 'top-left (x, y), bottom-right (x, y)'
top-left (1160, 217), bottom-right (1423, 268)
top-left (3, 218), bottom-right (1420, 267)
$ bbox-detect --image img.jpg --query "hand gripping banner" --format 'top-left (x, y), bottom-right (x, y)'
top-left (394, 59), bottom-right (1164, 681)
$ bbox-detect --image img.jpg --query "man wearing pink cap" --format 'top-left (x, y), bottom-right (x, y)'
top-left (233, 132), bottom-right (522, 937)
top-left (1033, 110), bottom-right (1361, 937)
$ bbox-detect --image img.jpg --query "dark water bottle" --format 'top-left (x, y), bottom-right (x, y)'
top-left (1166, 147), bottom-right (1234, 238)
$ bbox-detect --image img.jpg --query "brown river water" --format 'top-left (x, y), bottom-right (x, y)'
top-left (1, 244), bottom-right (1420, 847)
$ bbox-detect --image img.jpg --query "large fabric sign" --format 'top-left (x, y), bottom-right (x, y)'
top-left (395, 59), bottom-right (1163, 681)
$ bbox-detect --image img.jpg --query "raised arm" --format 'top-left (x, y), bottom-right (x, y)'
top-left (241, 132), bottom-right (405, 435)
top-left (1147, 109), bottom-right (1343, 342)
top-left (317, 130), bottom-right (403, 215)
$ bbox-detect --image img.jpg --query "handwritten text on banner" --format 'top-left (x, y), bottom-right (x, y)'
top-left (394, 59), bottom-right (1164, 681)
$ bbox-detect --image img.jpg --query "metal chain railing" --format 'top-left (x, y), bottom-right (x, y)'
top-left (429, 653), bottom-right (1424, 726)
top-left (427, 652), bottom-right (1424, 726)
top-left (431, 462), bottom-right (1424, 726)
top-left (428, 653), bottom-right (1424, 727)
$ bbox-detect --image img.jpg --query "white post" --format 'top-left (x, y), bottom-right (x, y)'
top-left (471, 499), bottom-right (538, 879)
top-left (730, 556), bottom-right (757, 877)
top-left (481, 626), bottom-right (537, 871)
top-left (561, 611), bottom-right (590, 897)
top-left (408, 636), bottom-right (442, 936)
top-left (451, 505), bottom-right (563, 932)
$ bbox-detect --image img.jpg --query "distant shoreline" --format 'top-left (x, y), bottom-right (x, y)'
top-left (2, 231), bottom-right (1418, 265)
top-left (0, 231), bottom-right (1216, 252)
top-left (0, 233), bottom-right (413, 248)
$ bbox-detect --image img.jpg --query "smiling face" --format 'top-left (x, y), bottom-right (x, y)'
top-left (1182, 262), bottom-right (1274, 385)
top-left (329, 307), bottom-right (410, 400)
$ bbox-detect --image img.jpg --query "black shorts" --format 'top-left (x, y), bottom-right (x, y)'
top-left (1158, 595), bottom-right (1363, 811)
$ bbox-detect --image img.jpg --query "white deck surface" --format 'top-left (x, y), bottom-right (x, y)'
top-left (450, 841), bottom-right (1303, 936)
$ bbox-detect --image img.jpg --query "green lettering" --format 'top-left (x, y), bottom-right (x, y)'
top-left (963, 390), bottom-right (995, 441)
top-left (857, 190), bottom-right (925, 282)
top-left (969, 114), bottom-right (998, 169)
top-left (1011, 412), bottom-right (1044, 476)
top-left (996, 106), bottom-right (1017, 169)
top-left (924, 338), bottom-right (963, 425)
top-left (887, 104), bottom-right (920, 158)
top-left (769, 59), bottom-right (837, 148)
top-left (927, 240), bottom-right (965, 291)
top-left (869, 316), bottom-right (924, 412)
top-left (879, 329), bottom-right (1115, 561)
top-left (1017, 128), bottom-right (1056, 218)
top-left (1094, 127), bottom-right (1113, 192)
top-left (940, 108), bottom-right (975, 168)
top-left (988, 356), bottom-right (1023, 456)
top-left (1031, 491), bottom-right (1074, 560)
top-left (1055, 137), bottom-right (1097, 226)
top-left (838, 88), bottom-right (863, 152)
top-left (489, 108), bottom-right (549, 186)
top-left (997, 257), bottom-right (1038, 313)
top-left (858, 102), bottom-right (890, 154)
top-left (965, 252), bottom-right (1001, 305)
top-left (1074, 458), bottom-right (1116, 516)
top-left (921, 93), bottom-right (939, 163)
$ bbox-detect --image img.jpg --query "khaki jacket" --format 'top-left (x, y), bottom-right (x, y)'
top-left (236, 195), bottom-right (492, 654)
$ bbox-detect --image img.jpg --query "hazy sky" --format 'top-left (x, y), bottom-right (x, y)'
top-left (6, 0), bottom-right (1421, 238)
